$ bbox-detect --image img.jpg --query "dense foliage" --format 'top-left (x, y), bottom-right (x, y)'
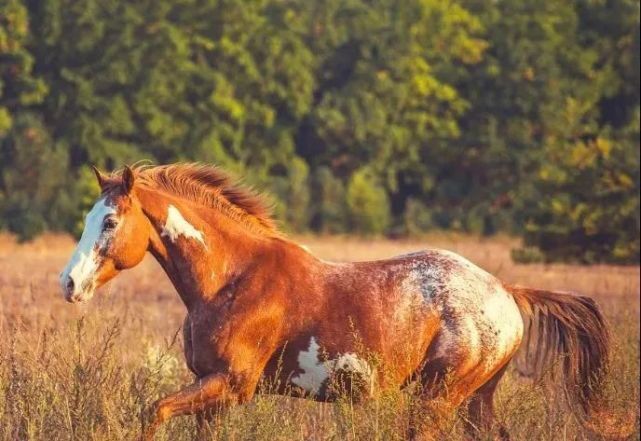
top-left (0, 0), bottom-right (638, 263)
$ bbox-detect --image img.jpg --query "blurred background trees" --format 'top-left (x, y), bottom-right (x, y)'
top-left (0, 0), bottom-right (638, 263)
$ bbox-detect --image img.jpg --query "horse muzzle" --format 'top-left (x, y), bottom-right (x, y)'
top-left (60, 274), bottom-right (94, 303)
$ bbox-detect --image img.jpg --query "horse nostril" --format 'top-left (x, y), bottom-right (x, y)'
top-left (66, 278), bottom-right (75, 294)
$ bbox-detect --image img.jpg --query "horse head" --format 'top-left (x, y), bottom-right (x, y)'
top-left (59, 166), bottom-right (150, 303)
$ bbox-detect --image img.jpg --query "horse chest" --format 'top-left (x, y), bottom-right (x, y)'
top-left (184, 309), bottom-right (235, 375)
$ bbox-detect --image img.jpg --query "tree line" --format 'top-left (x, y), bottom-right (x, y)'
top-left (0, 0), bottom-right (639, 263)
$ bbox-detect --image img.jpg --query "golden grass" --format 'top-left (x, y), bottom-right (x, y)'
top-left (0, 233), bottom-right (639, 440)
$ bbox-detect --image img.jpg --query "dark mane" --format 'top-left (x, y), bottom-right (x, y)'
top-left (113, 163), bottom-right (280, 236)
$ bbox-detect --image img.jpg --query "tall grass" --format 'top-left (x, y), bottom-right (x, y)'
top-left (0, 234), bottom-right (638, 440)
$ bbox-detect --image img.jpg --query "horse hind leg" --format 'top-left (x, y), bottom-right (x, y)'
top-left (407, 358), bottom-right (470, 441)
top-left (464, 363), bottom-right (511, 441)
top-left (409, 354), bottom-right (514, 441)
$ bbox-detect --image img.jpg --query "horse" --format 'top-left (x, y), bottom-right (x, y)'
top-left (59, 163), bottom-right (609, 440)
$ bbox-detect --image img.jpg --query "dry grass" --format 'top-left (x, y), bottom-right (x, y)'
top-left (0, 232), bottom-right (638, 440)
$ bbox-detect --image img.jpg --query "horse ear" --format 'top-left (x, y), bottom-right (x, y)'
top-left (92, 165), bottom-right (108, 191)
top-left (122, 165), bottom-right (135, 194)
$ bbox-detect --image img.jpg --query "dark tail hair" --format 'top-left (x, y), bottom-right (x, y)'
top-left (506, 285), bottom-right (609, 414)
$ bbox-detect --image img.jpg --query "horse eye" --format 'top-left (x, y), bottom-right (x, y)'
top-left (103, 218), bottom-right (117, 231)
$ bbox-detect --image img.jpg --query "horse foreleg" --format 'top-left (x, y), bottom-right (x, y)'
top-left (195, 404), bottom-right (232, 441)
top-left (142, 373), bottom-right (245, 441)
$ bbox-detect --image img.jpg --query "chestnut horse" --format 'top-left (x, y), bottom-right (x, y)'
top-left (59, 164), bottom-right (609, 440)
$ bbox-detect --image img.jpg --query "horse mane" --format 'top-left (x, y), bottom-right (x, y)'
top-left (110, 163), bottom-right (280, 236)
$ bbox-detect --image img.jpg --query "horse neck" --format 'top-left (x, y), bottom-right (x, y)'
top-left (136, 186), bottom-right (269, 309)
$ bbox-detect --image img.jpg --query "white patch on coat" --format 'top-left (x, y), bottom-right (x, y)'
top-left (333, 353), bottom-right (369, 372)
top-left (332, 353), bottom-right (375, 393)
top-left (161, 205), bottom-right (206, 246)
top-left (460, 315), bottom-right (482, 363)
top-left (481, 285), bottom-right (524, 360)
top-left (400, 249), bottom-right (524, 371)
top-left (438, 251), bottom-right (524, 362)
top-left (292, 337), bottom-right (374, 394)
top-left (60, 198), bottom-right (117, 299)
top-left (292, 337), bottom-right (329, 393)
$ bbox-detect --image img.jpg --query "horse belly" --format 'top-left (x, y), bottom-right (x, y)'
top-left (262, 336), bottom-right (377, 401)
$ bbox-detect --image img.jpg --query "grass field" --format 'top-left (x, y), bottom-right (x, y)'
top-left (0, 233), bottom-right (638, 440)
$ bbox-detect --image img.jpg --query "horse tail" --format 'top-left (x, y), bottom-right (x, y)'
top-left (506, 285), bottom-right (609, 414)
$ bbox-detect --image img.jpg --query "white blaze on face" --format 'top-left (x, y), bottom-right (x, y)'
top-left (60, 198), bottom-right (116, 302)
top-left (161, 205), bottom-right (205, 246)
top-left (292, 337), bottom-right (374, 395)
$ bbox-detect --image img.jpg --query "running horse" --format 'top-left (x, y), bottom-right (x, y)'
top-left (59, 163), bottom-right (609, 440)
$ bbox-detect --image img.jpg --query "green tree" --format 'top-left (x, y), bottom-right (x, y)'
top-left (0, 113), bottom-right (68, 240)
top-left (0, 0), bottom-right (51, 239)
top-left (346, 168), bottom-right (390, 234)
top-left (511, 0), bottom-right (641, 263)
top-left (0, 0), bottom-right (46, 134)
top-left (26, 0), bottom-right (316, 220)
top-left (518, 126), bottom-right (639, 263)
top-left (270, 157), bottom-right (310, 231)
top-left (310, 166), bottom-right (348, 233)
top-left (297, 0), bottom-right (486, 228)
top-left (0, 0), bottom-right (637, 263)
